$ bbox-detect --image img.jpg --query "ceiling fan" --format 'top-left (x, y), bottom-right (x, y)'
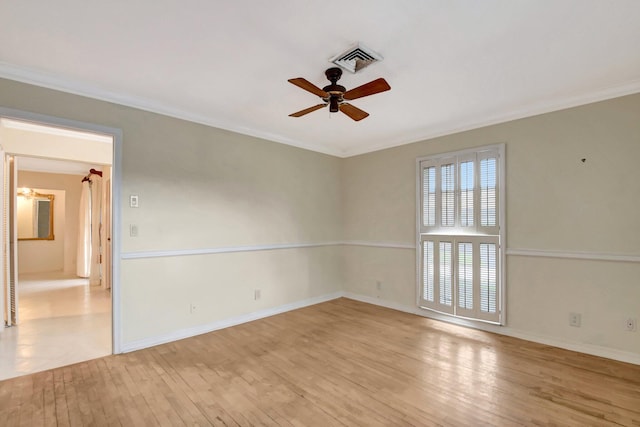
top-left (288, 67), bottom-right (391, 121)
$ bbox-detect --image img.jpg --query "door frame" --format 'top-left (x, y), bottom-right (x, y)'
top-left (0, 106), bottom-right (123, 354)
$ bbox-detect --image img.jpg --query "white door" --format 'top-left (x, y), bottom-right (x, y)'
top-left (1, 153), bottom-right (18, 326)
top-left (7, 155), bottom-right (18, 325)
top-left (103, 177), bottom-right (112, 290)
top-left (0, 147), bottom-right (4, 329)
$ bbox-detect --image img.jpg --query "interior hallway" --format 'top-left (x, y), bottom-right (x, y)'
top-left (0, 271), bottom-right (111, 380)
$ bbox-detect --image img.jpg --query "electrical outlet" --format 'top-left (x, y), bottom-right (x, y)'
top-left (625, 317), bottom-right (637, 332)
top-left (254, 289), bottom-right (261, 300)
top-left (376, 280), bottom-right (382, 291)
top-left (569, 312), bottom-right (581, 327)
top-left (129, 224), bottom-right (138, 237)
top-left (189, 303), bottom-right (196, 314)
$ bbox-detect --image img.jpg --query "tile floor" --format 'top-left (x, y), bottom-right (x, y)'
top-left (0, 271), bottom-right (111, 381)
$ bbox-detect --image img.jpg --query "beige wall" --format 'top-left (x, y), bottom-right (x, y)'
top-left (17, 172), bottom-right (84, 274)
top-left (342, 93), bottom-right (640, 358)
top-left (1, 77), bottom-right (638, 361)
top-left (121, 118), bottom-right (342, 253)
top-left (116, 111), bottom-right (343, 344)
top-left (0, 78), bottom-right (343, 349)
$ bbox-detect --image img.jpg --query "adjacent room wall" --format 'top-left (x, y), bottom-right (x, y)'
top-left (0, 78), bottom-right (343, 349)
top-left (17, 171), bottom-right (83, 275)
top-left (16, 186), bottom-right (65, 274)
top-left (342, 92), bottom-right (640, 361)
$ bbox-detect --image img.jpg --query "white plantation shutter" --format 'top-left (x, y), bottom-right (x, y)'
top-left (459, 160), bottom-right (474, 227)
top-left (417, 145), bottom-right (503, 324)
top-left (458, 242), bottom-right (473, 310)
top-left (480, 242), bottom-right (498, 316)
top-left (422, 167), bottom-right (436, 227)
top-left (441, 163), bottom-right (455, 227)
top-left (479, 151), bottom-right (499, 234)
top-left (422, 240), bottom-right (435, 303)
top-left (419, 236), bottom-right (455, 315)
top-left (439, 241), bottom-right (453, 306)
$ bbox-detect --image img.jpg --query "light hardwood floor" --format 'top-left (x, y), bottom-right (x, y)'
top-left (1, 298), bottom-right (638, 426)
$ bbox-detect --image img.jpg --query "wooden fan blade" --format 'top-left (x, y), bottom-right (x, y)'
top-left (288, 78), bottom-right (329, 98)
top-left (289, 104), bottom-right (326, 117)
top-left (339, 103), bottom-right (369, 121)
top-left (343, 78), bottom-right (391, 100)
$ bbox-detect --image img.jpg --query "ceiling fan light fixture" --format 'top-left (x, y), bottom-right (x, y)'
top-left (329, 97), bottom-right (340, 113)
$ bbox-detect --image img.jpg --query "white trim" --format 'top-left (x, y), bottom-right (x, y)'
top-left (342, 240), bottom-right (415, 250)
top-left (111, 128), bottom-right (123, 354)
top-left (121, 240), bottom-right (416, 260)
top-left (120, 241), bottom-right (640, 263)
top-left (343, 292), bottom-right (640, 366)
top-left (3, 62), bottom-right (640, 159)
top-left (498, 145), bottom-right (507, 326)
top-left (344, 292), bottom-right (417, 315)
top-left (506, 248), bottom-right (640, 263)
top-left (0, 62), bottom-right (339, 157)
top-left (121, 241), bottom-right (343, 260)
top-left (415, 157), bottom-right (423, 318)
top-left (121, 291), bottom-right (343, 353)
top-left (341, 79), bottom-right (640, 157)
top-left (0, 106), bottom-right (123, 354)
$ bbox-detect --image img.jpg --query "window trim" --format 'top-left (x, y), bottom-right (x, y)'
top-left (415, 143), bottom-right (506, 325)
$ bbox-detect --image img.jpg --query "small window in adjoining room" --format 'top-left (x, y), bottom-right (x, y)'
top-left (417, 144), bottom-right (505, 324)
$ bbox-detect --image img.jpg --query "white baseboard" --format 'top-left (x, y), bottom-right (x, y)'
top-left (121, 291), bottom-right (344, 353)
top-left (343, 292), bottom-right (417, 315)
top-left (121, 289), bottom-right (639, 366)
top-left (343, 292), bottom-right (640, 366)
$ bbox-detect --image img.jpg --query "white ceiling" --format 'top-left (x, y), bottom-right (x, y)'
top-left (1, 1), bottom-right (639, 157)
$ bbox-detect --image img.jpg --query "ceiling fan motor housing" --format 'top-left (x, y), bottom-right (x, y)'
top-left (325, 67), bottom-right (343, 84)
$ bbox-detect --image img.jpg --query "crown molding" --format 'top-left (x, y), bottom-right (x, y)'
top-left (340, 78), bottom-right (640, 157)
top-left (2, 62), bottom-right (639, 159)
top-left (0, 62), bottom-right (343, 157)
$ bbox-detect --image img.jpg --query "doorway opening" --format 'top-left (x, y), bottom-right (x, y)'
top-left (0, 114), bottom-right (119, 380)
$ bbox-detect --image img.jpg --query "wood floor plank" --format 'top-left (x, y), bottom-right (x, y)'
top-left (51, 368), bottom-right (71, 426)
top-left (39, 371), bottom-right (57, 427)
top-left (1, 298), bottom-right (639, 426)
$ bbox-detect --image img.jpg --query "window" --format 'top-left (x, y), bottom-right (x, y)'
top-left (417, 145), bottom-right (504, 324)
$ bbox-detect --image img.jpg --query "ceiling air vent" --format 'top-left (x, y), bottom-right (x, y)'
top-left (330, 43), bottom-right (383, 73)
